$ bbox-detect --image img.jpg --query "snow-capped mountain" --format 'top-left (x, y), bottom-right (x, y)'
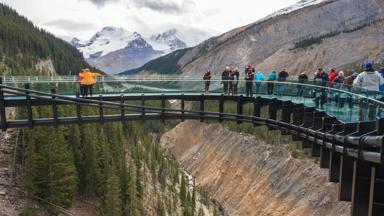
top-left (72, 27), bottom-right (147, 59)
top-left (70, 26), bottom-right (189, 74)
top-left (150, 29), bottom-right (187, 53)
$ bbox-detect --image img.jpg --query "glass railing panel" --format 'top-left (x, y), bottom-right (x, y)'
top-left (3, 76), bottom-right (384, 124)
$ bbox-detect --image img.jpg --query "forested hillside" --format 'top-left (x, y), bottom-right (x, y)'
top-left (18, 104), bottom-right (213, 215)
top-left (0, 4), bottom-right (91, 75)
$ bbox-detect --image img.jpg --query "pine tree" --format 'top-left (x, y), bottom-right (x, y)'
top-left (180, 175), bottom-right (187, 206)
top-left (192, 184), bottom-right (196, 212)
top-left (23, 129), bottom-right (38, 204)
top-left (34, 127), bottom-right (78, 210)
top-left (157, 196), bottom-right (166, 216)
top-left (103, 172), bottom-right (122, 216)
top-left (80, 125), bottom-right (101, 196)
top-left (66, 125), bottom-right (85, 191)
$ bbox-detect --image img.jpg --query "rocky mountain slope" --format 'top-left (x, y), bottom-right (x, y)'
top-left (123, 0), bottom-right (384, 76)
top-left (72, 27), bottom-right (188, 74)
top-left (160, 121), bottom-right (350, 216)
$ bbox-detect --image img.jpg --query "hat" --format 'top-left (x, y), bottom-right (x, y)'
top-left (247, 64), bottom-right (252, 69)
top-left (365, 63), bottom-right (373, 71)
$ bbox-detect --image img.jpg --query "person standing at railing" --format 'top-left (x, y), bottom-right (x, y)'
top-left (328, 69), bottom-right (337, 86)
top-left (267, 71), bottom-right (277, 95)
top-left (79, 68), bottom-right (102, 97)
top-left (297, 72), bottom-right (308, 97)
top-left (353, 63), bottom-right (384, 121)
top-left (378, 68), bottom-right (384, 92)
top-left (228, 69), bottom-right (235, 95)
top-left (277, 69), bottom-right (289, 96)
top-left (313, 68), bottom-right (329, 109)
top-left (333, 70), bottom-right (345, 106)
top-left (244, 64), bottom-right (255, 74)
top-left (77, 69), bottom-right (86, 96)
top-left (221, 66), bottom-right (231, 95)
top-left (245, 68), bottom-right (255, 97)
top-left (254, 70), bottom-right (264, 94)
top-left (343, 72), bottom-right (359, 110)
top-left (203, 69), bottom-right (211, 94)
top-left (232, 67), bottom-right (240, 95)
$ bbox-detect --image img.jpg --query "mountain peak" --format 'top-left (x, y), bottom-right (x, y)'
top-left (70, 27), bottom-right (192, 74)
top-left (150, 29), bottom-right (187, 52)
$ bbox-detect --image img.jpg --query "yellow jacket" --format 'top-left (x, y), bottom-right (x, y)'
top-left (79, 72), bottom-right (101, 85)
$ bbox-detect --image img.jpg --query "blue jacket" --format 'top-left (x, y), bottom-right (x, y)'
top-left (267, 72), bottom-right (277, 81)
top-left (254, 72), bottom-right (264, 81)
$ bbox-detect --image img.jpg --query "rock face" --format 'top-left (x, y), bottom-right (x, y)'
top-left (160, 121), bottom-right (350, 216)
top-left (128, 0), bottom-right (384, 76)
top-left (35, 59), bottom-right (57, 75)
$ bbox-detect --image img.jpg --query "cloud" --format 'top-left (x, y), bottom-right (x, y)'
top-left (85, 0), bottom-right (118, 6)
top-left (44, 19), bottom-right (97, 31)
top-left (130, 0), bottom-right (194, 14)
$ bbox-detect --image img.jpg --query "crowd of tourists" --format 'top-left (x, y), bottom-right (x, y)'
top-left (203, 63), bottom-right (384, 120)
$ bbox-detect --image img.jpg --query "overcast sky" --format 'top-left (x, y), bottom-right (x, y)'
top-left (0, 0), bottom-right (299, 45)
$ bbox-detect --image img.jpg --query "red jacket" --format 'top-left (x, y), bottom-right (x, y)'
top-left (329, 70), bottom-right (337, 82)
top-left (203, 72), bottom-right (211, 80)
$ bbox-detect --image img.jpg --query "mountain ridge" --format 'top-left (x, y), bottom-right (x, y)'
top-left (122, 0), bottom-right (384, 76)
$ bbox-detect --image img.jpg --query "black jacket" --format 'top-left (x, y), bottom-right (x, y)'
top-left (222, 71), bottom-right (230, 81)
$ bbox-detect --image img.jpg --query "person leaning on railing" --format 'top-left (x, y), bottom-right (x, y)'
top-left (277, 69), bottom-right (289, 96)
top-left (353, 63), bottom-right (384, 121)
top-left (267, 71), bottom-right (277, 95)
top-left (340, 72), bottom-right (359, 110)
top-left (313, 68), bottom-right (329, 109)
top-left (254, 70), bottom-right (264, 94)
top-left (77, 69), bottom-right (86, 96)
top-left (203, 69), bottom-right (211, 94)
top-left (232, 68), bottom-right (240, 95)
top-left (79, 68), bottom-right (102, 97)
top-left (297, 72), bottom-right (308, 97)
top-left (221, 66), bottom-right (231, 95)
top-left (333, 70), bottom-right (345, 106)
top-left (245, 68), bottom-right (255, 97)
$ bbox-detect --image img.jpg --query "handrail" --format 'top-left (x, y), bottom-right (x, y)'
top-left (2, 75), bottom-right (383, 96)
top-left (2, 79), bottom-right (384, 106)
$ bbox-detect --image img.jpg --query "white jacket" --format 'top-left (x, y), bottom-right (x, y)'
top-left (353, 71), bottom-right (384, 91)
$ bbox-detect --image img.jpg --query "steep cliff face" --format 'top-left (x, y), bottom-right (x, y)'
top-left (160, 121), bottom-right (351, 216)
top-left (127, 0), bottom-right (384, 76)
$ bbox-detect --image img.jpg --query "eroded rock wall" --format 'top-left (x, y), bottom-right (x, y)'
top-left (160, 121), bottom-right (350, 216)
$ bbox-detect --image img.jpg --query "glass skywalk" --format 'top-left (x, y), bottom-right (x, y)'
top-left (2, 75), bottom-right (384, 123)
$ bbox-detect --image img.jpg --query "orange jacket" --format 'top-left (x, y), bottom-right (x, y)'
top-left (79, 72), bottom-right (101, 85)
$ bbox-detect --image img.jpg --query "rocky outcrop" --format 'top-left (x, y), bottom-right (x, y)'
top-left (35, 59), bottom-right (57, 76)
top-left (130, 0), bottom-right (384, 76)
top-left (160, 121), bottom-right (350, 216)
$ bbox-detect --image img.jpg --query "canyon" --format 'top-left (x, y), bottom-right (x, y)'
top-left (161, 121), bottom-right (351, 215)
